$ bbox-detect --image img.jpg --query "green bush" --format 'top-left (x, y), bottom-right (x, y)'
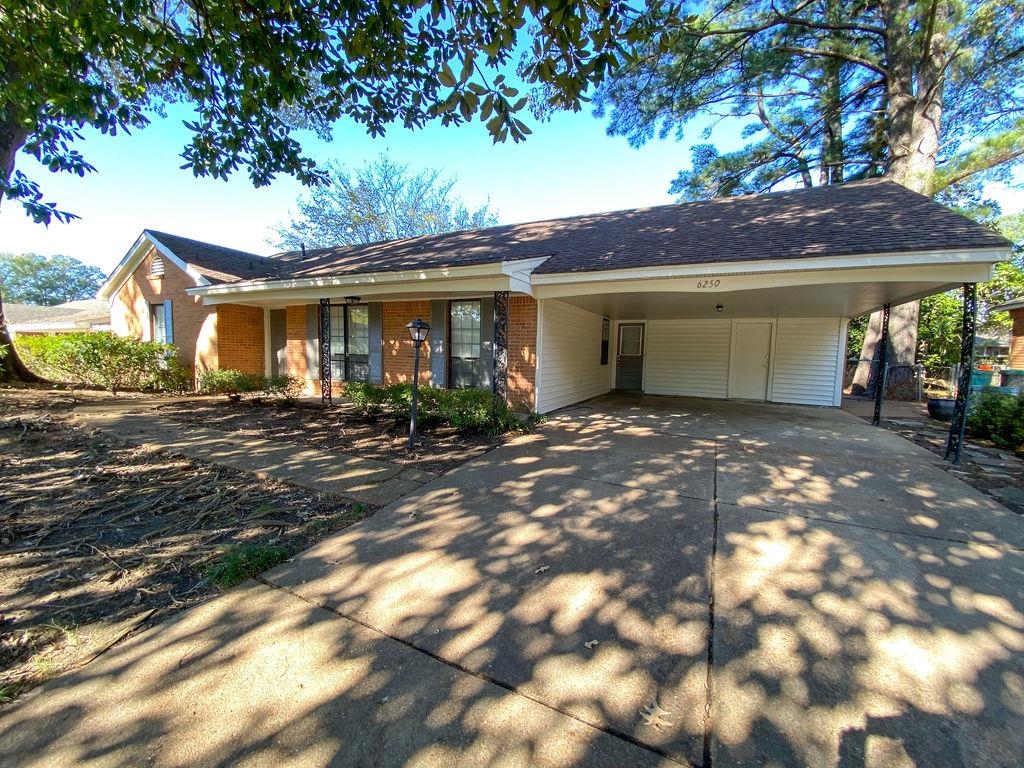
top-left (16, 332), bottom-right (179, 392)
top-left (343, 382), bottom-right (528, 435)
top-left (966, 389), bottom-right (1024, 451)
top-left (197, 368), bottom-right (258, 397)
top-left (197, 369), bottom-right (303, 401)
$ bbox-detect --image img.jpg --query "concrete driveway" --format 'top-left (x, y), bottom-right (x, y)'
top-left (2, 395), bottom-right (1022, 767)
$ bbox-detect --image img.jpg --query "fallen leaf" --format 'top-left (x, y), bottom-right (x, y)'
top-left (534, 565), bottom-right (550, 574)
top-left (584, 639), bottom-right (599, 649)
top-left (640, 700), bottom-right (673, 731)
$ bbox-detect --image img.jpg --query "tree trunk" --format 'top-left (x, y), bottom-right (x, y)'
top-left (853, 0), bottom-right (948, 394)
top-left (0, 115), bottom-right (46, 383)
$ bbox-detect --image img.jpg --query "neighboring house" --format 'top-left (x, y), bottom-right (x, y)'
top-left (5, 300), bottom-right (111, 337)
top-left (98, 230), bottom-right (279, 375)
top-left (991, 298), bottom-right (1024, 368)
top-left (975, 332), bottom-right (1010, 362)
top-left (100, 179), bottom-right (1010, 411)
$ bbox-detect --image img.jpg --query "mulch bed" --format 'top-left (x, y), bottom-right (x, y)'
top-left (156, 398), bottom-right (504, 475)
top-left (0, 389), bottom-right (367, 706)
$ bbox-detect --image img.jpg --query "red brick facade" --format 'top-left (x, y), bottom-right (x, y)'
top-left (507, 295), bottom-right (538, 410)
top-left (382, 300), bottom-right (432, 385)
top-left (217, 305), bottom-right (264, 375)
top-left (110, 247), bottom-right (217, 375)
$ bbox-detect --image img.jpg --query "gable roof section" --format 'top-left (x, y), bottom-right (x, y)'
top-left (145, 231), bottom-right (280, 283)
top-left (263, 179), bottom-right (1010, 281)
top-left (98, 230), bottom-right (277, 300)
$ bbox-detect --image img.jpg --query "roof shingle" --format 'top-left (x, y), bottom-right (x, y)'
top-left (146, 230), bottom-right (279, 283)
top-left (263, 179), bottom-right (1010, 280)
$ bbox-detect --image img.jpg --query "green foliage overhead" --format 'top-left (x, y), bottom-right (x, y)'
top-left (0, 252), bottom-right (105, 305)
top-left (593, 0), bottom-right (1024, 199)
top-left (274, 155), bottom-right (499, 250)
top-left (1, 0), bottom-right (664, 224)
top-left (15, 332), bottom-right (185, 392)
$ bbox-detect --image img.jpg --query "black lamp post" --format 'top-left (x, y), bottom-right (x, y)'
top-left (406, 318), bottom-right (432, 449)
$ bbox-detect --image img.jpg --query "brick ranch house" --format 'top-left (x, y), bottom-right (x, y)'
top-left (98, 179), bottom-right (1010, 413)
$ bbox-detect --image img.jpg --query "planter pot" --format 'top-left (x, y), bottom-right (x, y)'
top-left (927, 397), bottom-right (956, 421)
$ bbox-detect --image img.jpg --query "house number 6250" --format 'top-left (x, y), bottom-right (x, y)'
top-left (696, 279), bottom-right (721, 289)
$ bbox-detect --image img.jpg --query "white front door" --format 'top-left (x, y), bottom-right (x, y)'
top-left (730, 322), bottom-right (773, 400)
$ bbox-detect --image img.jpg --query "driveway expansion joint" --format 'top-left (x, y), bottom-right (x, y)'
top-left (254, 574), bottom-right (693, 767)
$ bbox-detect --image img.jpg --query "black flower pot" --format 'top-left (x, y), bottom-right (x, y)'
top-left (927, 397), bottom-right (956, 421)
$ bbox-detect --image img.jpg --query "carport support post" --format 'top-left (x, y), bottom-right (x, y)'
top-left (319, 298), bottom-right (332, 406)
top-left (945, 283), bottom-right (977, 464)
top-left (493, 290), bottom-right (509, 403)
top-left (871, 303), bottom-right (890, 426)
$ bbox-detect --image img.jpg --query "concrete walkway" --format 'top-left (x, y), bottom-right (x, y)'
top-left (2, 395), bottom-right (1022, 767)
top-left (72, 401), bottom-right (436, 506)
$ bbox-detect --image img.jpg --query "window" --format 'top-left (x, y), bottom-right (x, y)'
top-left (449, 300), bottom-right (482, 388)
top-left (151, 303), bottom-right (170, 343)
top-left (601, 318), bottom-right (610, 365)
top-left (328, 304), bottom-right (370, 382)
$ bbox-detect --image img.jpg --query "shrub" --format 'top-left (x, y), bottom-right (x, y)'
top-left (16, 332), bottom-right (178, 392)
top-left (261, 374), bottom-right (304, 402)
top-left (197, 368), bottom-right (258, 397)
top-left (197, 369), bottom-right (303, 402)
top-left (342, 382), bottom-right (530, 435)
top-left (966, 389), bottom-right (1024, 451)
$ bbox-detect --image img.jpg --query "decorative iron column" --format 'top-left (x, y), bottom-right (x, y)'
top-left (945, 283), bottom-right (977, 463)
top-left (493, 290), bottom-right (510, 403)
top-left (871, 303), bottom-right (890, 426)
top-left (319, 298), bottom-right (332, 405)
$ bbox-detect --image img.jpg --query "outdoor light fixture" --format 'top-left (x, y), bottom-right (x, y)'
top-left (406, 318), bottom-right (432, 449)
top-left (716, 304), bottom-right (724, 313)
top-left (344, 296), bottom-right (361, 305)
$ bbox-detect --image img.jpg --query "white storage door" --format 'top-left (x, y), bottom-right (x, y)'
top-left (770, 317), bottom-right (843, 406)
top-left (645, 319), bottom-right (731, 398)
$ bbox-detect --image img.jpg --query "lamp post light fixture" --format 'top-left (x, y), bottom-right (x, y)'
top-left (406, 318), bottom-right (432, 449)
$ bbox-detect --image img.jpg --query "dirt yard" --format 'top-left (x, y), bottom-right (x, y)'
top-left (156, 397), bottom-right (504, 474)
top-left (0, 387), bottom-right (366, 706)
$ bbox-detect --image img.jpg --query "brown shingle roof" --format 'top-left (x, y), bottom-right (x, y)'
top-left (265, 179), bottom-right (1009, 280)
top-left (146, 230), bottom-right (279, 283)
top-left (5, 300), bottom-right (109, 326)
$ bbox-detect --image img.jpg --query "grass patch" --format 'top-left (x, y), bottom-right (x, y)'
top-left (206, 544), bottom-right (289, 589)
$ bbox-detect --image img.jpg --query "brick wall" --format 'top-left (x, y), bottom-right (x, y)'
top-left (217, 304), bottom-right (264, 375)
top-left (110, 246), bottom-right (217, 373)
top-left (382, 300), bottom-right (432, 385)
top-left (1010, 310), bottom-right (1024, 368)
top-left (507, 295), bottom-right (538, 410)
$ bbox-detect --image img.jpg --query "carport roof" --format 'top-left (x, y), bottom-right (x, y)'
top-left (262, 178), bottom-right (1010, 280)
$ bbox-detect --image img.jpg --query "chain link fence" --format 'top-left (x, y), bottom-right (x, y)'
top-left (844, 359), bottom-right (925, 401)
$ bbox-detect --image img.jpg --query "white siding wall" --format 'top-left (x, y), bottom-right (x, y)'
top-left (645, 319), bottom-right (732, 398)
top-left (536, 300), bottom-right (609, 413)
top-left (770, 317), bottom-right (843, 406)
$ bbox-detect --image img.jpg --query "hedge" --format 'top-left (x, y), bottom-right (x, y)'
top-left (197, 368), bottom-right (304, 401)
top-left (343, 381), bottom-right (529, 434)
top-left (15, 332), bottom-right (189, 393)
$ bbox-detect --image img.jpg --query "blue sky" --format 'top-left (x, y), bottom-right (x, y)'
top-left (1, 102), bottom-right (1022, 275)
